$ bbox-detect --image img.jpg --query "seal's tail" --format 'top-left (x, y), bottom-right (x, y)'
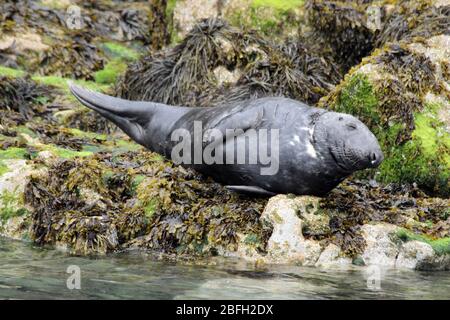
top-left (70, 83), bottom-right (157, 145)
top-left (70, 83), bottom-right (154, 121)
top-left (70, 84), bottom-right (190, 149)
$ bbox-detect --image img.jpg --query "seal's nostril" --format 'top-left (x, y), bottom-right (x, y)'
top-left (370, 152), bottom-right (377, 165)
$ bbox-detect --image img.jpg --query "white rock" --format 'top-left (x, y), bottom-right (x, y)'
top-left (395, 240), bottom-right (435, 269)
top-left (360, 223), bottom-right (400, 267)
top-left (173, 0), bottom-right (222, 37)
top-left (213, 66), bottom-right (241, 85)
top-left (0, 159), bottom-right (32, 194)
top-left (0, 215), bottom-right (27, 240)
top-left (315, 243), bottom-right (352, 268)
top-left (260, 195), bottom-right (322, 265)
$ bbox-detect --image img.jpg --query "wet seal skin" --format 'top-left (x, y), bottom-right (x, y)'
top-left (70, 84), bottom-right (383, 196)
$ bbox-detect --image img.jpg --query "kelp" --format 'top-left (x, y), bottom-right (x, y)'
top-left (117, 18), bottom-right (341, 107)
top-left (305, 0), bottom-right (382, 72)
top-left (376, 0), bottom-right (450, 47)
top-left (33, 33), bottom-right (105, 80)
top-left (24, 151), bottom-right (269, 256)
top-left (0, 0), bottom-right (165, 80)
top-left (61, 108), bottom-right (117, 134)
top-left (317, 180), bottom-right (450, 256)
top-left (0, 76), bottom-right (55, 120)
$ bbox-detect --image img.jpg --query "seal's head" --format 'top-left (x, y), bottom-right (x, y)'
top-left (313, 112), bottom-right (383, 172)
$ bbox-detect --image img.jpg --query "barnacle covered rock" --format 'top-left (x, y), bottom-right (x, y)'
top-left (319, 1), bottom-right (450, 196)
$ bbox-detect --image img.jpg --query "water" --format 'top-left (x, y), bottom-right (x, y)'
top-left (0, 237), bottom-right (448, 300)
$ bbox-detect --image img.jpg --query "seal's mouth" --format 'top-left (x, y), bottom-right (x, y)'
top-left (328, 139), bottom-right (383, 173)
top-left (328, 144), bottom-right (356, 173)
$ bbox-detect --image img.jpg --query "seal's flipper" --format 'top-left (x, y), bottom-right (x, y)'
top-left (225, 185), bottom-right (276, 196)
top-left (70, 84), bottom-right (152, 144)
top-left (70, 84), bottom-right (188, 147)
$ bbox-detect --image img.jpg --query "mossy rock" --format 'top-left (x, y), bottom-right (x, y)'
top-left (224, 0), bottom-right (305, 39)
top-left (396, 228), bottom-right (450, 256)
top-left (319, 17), bottom-right (450, 196)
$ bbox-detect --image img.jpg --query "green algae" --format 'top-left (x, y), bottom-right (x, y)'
top-left (397, 228), bottom-right (450, 255)
top-left (67, 128), bottom-right (108, 141)
top-left (15, 126), bottom-right (38, 138)
top-left (327, 72), bottom-right (450, 196)
top-left (32, 75), bottom-right (110, 93)
top-left (101, 42), bottom-right (140, 61)
top-left (0, 161), bottom-right (9, 176)
top-left (227, 1), bottom-right (302, 38)
top-left (49, 146), bottom-right (92, 159)
top-left (252, 0), bottom-right (304, 11)
top-left (0, 66), bottom-right (26, 78)
top-left (0, 148), bottom-right (28, 160)
top-left (94, 59), bottom-right (128, 85)
top-left (0, 189), bottom-right (28, 223)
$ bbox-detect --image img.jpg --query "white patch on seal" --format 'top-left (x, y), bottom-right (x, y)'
top-left (305, 140), bottom-right (317, 158)
top-left (293, 135), bottom-right (300, 143)
top-left (306, 126), bottom-right (317, 158)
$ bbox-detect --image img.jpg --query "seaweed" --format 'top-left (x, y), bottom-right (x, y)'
top-left (376, 1), bottom-right (450, 47)
top-left (148, 0), bottom-right (170, 50)
top-left (33, 33), bottom-right (105, 81)
top-left (0, 0), bottom-right (165, 81)
top-left (320, 33), bottom-right (450, 195)
top-left (318, 179), bottom-right (450, 256)
top-left (305, 0), bottom-right (382, 72)
top-left (60, 108), bottom-right (117, 134)
top-left (24, 151), bottom-right (269, 256)
top-left (117, 18), bottom-right (341, 107)
top-left (0, 76), bottom-right (55, 120)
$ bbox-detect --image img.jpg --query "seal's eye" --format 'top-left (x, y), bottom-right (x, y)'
top-left (338, 117), bottom-right (343, 121)
top-left (346, 123), bottom-right (357, 130)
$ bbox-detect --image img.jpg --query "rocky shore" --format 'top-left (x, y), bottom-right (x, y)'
top-left (0, 0), bottom-right (449, 270)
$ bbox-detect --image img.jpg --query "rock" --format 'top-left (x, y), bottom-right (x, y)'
top-left (173, 0), bottom-right (223, 37)
top-left (319, 5), bottom-right (450, 196)
top-left (315, 243), bottom-right (352, 268)
top-left (396, 239), bottom-right (450, 271)
top-left (0, 159), bottom-right (33, 194)
top-left (416, 254), bottom-right (450, 271)
top-left (0, 215), bottom-right (27, 240)
top-left (172, 0), bottom-right (303, 39)
top-left (35, 150), bottom-right (58, 166)
top-left (0, 159), bottom-right (36, 239)
top-left (0, 33), bottom-right (49, 52)
top-left (360, 223), bottom-right (400, 267)
top-left (305, 0), bottom-right (392, 70)
top-left (260, 195), bottom-right (322, 265)
top-left (395, 240), bottom-right (435, 269)
top-left (298, 199), bottom-right (331, 237)
top-left (213, 66), bottom-right (241, 86)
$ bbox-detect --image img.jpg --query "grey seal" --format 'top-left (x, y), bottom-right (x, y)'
top-left (70, 84), bottom-right (383, 196)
